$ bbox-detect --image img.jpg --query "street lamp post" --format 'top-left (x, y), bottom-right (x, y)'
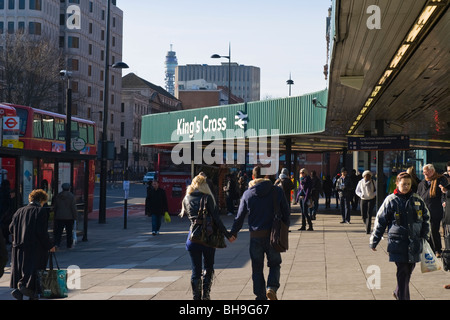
top-left (211, 43), bottom-right (232, 105)
top-left (60, 70), bottom-right (73, 152)
top-left (98, 0), bottom-right (128, 224)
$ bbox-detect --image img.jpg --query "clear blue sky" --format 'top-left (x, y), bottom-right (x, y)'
top-left (118, 0), bottom-right (332, 99)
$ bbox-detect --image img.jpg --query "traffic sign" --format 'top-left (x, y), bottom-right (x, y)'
top-left (348, 135), bottom-right (409, 151)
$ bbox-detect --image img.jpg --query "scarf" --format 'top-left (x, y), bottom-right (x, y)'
top-left (393, 188), bottom-right (413, 199)
top-left (426, 172), bottom-right (442, 198)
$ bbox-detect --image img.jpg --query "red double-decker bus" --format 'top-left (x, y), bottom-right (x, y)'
top-left (155, 151), bottom-right (191, 215)
top-left (0, 103), bottom-right (97, 212)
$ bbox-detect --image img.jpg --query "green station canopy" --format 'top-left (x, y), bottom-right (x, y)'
top-left (141, 89), bottom-right (328, 146)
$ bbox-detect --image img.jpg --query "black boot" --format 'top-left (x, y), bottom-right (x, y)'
top-left (202, 270), bottom-right (214, 300)
top-left (191, 278), bottom-right (202, 300)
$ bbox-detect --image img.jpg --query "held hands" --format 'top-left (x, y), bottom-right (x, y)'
top-left (225, 231), bottom-right (236, 243)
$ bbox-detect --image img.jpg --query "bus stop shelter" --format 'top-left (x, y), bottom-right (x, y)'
top-left (0, 146), bottom-right (95, 241)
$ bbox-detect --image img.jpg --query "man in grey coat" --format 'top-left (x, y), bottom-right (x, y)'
top-left (53, 183), bottom-right (77, 249)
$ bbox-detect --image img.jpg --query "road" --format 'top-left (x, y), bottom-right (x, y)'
top-left (93, 181), bottom-right (148, 210)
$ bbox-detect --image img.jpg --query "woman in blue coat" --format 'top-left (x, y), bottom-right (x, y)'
top-left (370, 172), bottom-right (430, 300)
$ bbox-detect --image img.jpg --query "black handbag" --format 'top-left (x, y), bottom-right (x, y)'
top-left (37, 252), bottom-right (68, 299)
top-left (270, 187), bottom-right (289, 252)
top-left (189, 195), bottom-right (226, 249)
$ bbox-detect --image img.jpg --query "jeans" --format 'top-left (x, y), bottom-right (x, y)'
top-left (226, 196), bottom-right (234, 214)
top-left (340, 195), bottom-right (352, 222)
top-left (188, 246), bottom-right (216, 280)
top-left (152, 214), bottom-right (162, 233)
top-left (300, 199), bottom-right (313, 228)
top-left (249, 236), bottom-right (282, 300)
top-left (360, 198), bottom-right (376, 233)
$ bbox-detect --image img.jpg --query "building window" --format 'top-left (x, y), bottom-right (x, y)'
top-left (7, 22), bottom-right (14, 34)
top-left (68, 58), bottom-right (79, 71)
top-left (18, 21), bottom-right (25, 33)
top-left (29, 22), bottom-right (42, 35)
top-left (68, 36), bottom-right (79, 48)
top-left (71, 81), bottom-right (78, 93)
top-left (120, 122), bottom-right (124, 137)
top-left (19, 0), bottom-right (24, 9)
top-left (29, 0), bottom-right (41, 10)
top-left (8, 0), bottom-right (14, 10)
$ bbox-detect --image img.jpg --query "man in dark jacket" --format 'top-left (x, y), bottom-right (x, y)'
top-left (336, 167), bottom-right (354, 224)
top-left (145, 180), bottom-right (169, 235)
top-left (230, 165), bottom-right (290, 300)
top-left (417, 164), bottom-right (448, 256)
top-left (223, 174), bottom-right (237, 216)
top-left (53, 183), bottom-right (78, 249)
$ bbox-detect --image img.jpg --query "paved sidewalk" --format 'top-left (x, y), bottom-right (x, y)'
top-left (1, 201), bottom-right (450, 300)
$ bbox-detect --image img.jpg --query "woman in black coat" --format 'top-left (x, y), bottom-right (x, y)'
top-left (9, 189), bottom-right (55, 300)
top-left (180, 174), bottom-right (231, 300)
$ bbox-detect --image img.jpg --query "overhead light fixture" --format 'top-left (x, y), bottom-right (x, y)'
top-left (346, 0), bottom-right (446, 136)
top-left (406, 24), bottom-right (423, 42)
top-left (390, 44), bottom-right (410, 68)
top-left (417, 5), bottom-right (437, 24)
top-left (378, 70), bottom-right (393, 85)
top-left (371, 86), bottom-right (382, 97)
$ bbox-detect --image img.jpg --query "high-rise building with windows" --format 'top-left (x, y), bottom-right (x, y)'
top-left (0, 0), bottom-right (124, 156)
top-left (176, 63), bottom-right (261, 102)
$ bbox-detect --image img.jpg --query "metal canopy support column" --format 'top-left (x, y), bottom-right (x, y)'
top-left (82, 160), bottom-right (89, 241)
top-left (375, 120), bottom-right (385, 210)
top-left (285, 138), bottom-right (292, 174)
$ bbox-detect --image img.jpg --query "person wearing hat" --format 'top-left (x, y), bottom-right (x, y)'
top-left (53, 183), bottom-right (78, 249)
top-left (355, 170), bottom-right (376, 234)
top-left (274, 168), bottom-right (294, 208)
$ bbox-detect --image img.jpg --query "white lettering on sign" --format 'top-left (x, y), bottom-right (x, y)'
top-left (177, 115), bottom-right (227, 138)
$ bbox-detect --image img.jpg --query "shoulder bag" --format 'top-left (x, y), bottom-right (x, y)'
top-left (270, 187), bottom-right (289, 252)
top-left (189, 195), bottom-right (226, 248)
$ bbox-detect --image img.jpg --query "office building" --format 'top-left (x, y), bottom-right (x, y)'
top-left (176, 63), bottom-right (261, 102)
top-left (0, 0), bottom-right (125, 159)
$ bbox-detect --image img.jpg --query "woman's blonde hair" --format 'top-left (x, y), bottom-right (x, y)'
top-left (28, 189), bottom-right (48, 204)
top-left (180, 174), bottom-right (215, 217)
